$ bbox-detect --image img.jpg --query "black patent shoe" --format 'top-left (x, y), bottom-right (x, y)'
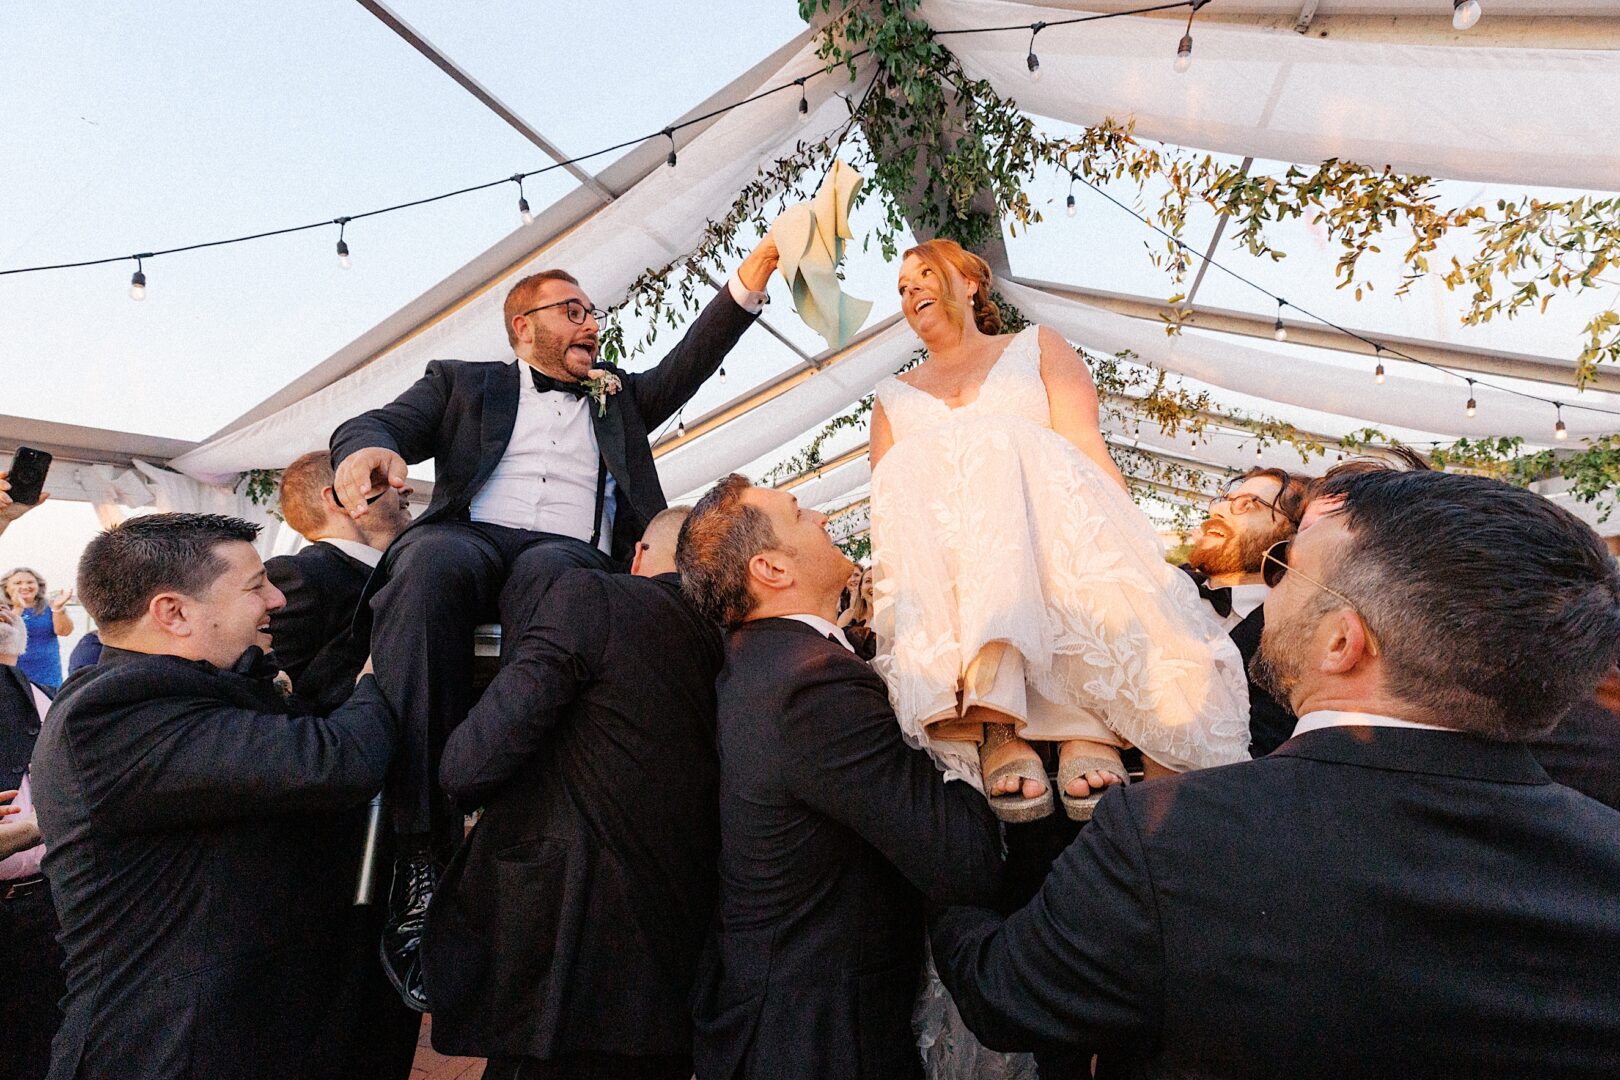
top-left (379, 854), bottom-right (437, 1012)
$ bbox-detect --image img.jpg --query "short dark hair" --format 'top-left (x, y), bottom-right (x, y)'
top-left (1307, 445), bottom-right (1433, 502)
top-left (677, 475), bottom-right (780, 627)
top-left (503, 269), bottom-right (582, 349)
top-left (78, 513), bottom-right (262, 632)
top-left (279, 451), bottom-right (335, 540)
top-left (1317, 470), bottom-right (1620, 739)
top-left (1235, 467), bottom-right (1311, 525)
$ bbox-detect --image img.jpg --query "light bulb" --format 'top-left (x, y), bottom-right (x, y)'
top-left (1554, 408), bottom-right (1568, 440)
top-left (1174, 33), bottom-right (1193, 74)
top-left (719, 367), bottom-right (727, 384)
top-left (677, 420), bottom-right (687, 438)
top-left (1273, 317), bottom-right (1287, 342)
top-left (128, 268), bottom-right (146, 301)
top-left (1255, 442), bottom-right (1263, 458)
top-left (1066, 193), bottom-right (1076, 217)
top-left (1374, 362), bottom-right (1386, 384)
top-left (1027, 51), bottom-right (1041, 81)
top-left (337, 239), bottom-right (352, 270)
top-left (798, 94), bottom-right (810, 125)
top-left (1466, 397), bottom-right (1477, 417)
top-left (519, 196), bottom-right (533, 225)
top-left (1452, 0), bottom-right (1481, 31)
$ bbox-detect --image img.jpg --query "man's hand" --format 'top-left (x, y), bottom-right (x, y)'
top-left (736, 232), bottom-right (781, 293)
top-left (0, 472), bottom-right (46, 534)
top-left (333, 448), bottom-right (409, 520)
top-left (0, 789), bottom-right (39, 860)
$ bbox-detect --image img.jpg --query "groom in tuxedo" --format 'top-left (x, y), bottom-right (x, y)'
top-left (932, 470), bottom-right (1620, 1078)
top-left (330, 237), bottom-right (778, 1007)
top-left (677, 475), bottom-right (1003, 1080)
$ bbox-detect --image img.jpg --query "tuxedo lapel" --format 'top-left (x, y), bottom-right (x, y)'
top-left (590, 387), bottom-right (631, 499)
top-left (471, 362), bottom-right (521, 496)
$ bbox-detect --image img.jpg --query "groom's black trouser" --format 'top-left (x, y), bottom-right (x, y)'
top-left (369, 519), bottom-right (615, 842)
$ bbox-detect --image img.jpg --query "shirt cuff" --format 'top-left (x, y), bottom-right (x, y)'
top-left (727, 273), bottom-right (769, 314)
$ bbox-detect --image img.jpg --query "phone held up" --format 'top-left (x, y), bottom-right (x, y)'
top-left (6, 447), bottom-right (53, 506)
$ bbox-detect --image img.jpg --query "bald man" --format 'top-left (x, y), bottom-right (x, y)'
top-left (425, 507), bottom-right (726, 1079)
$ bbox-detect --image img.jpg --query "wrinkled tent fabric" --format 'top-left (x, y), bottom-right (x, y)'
top-left (153, 3), bottom-right (1620, 527)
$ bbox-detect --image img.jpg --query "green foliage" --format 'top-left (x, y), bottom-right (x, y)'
top-left (236, 468), bottom-right (284, 520)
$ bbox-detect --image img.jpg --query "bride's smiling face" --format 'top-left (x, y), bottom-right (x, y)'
top-left (897, 255), bottom-right (973, 339)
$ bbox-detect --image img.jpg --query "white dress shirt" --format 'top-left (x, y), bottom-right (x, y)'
top-left (1291, 710), bottom-right (1459, 739)
top-left (470, 274), bottom-right (766, 553)
top-left (782, 613), bottom-right (854, 653)
top-left (315, 537), bottom-right (383, 568)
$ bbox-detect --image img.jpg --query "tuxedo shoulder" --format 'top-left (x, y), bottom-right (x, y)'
top-left (422, 357), bottom-right (509, 377)
top-left (53, 654), bottom-right (214, 712)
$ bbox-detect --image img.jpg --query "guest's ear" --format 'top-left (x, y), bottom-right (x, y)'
top-left (630, 542), bottom-right (647, 577)
top-left (148, 592), bottom-right (195, 639)
top-left (747, 550), bottom-right (792, 594)
top-left (1317, 609), bottom-right (1372, 676)
top-left (321, 485), bottom-right (345, 515)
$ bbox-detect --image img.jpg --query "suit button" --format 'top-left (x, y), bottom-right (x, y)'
top-left (27, 725), bottom-right (39, 735)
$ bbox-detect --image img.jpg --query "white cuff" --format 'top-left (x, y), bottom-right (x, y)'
top-left (727, 273), bottom-right (769, 314)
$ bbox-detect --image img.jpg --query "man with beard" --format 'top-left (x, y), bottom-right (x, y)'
top-left (1183, 468), bottom-right (1308, 757)
top-left (329, 237), bottom-right (779, 1008)
top-left (931, 469), bottom-right (1620, 1078)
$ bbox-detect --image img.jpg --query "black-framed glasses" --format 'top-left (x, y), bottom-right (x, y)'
top-left (1208, 480), bottom-right (1296, 524)
top-left (521, 299), bottom-right (608, 325)
top-left (1261, 540), bottom-right (1381, 654)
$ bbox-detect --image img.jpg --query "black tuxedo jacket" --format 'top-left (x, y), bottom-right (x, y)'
top-left (265, 540), bottom-right (373, 712)
top-left (1182, 567), bottom-right (1295, 757)
top-left (692, 618), bottom-right (1004, 1080)
top-left (30, 647), bottom-right (398, 1080)
top-left (1, 664), bottom-right (44, 794)
top-left (330, 288), bottom-right (756, 565)
top-left (932, 726), bottom-right (1620, 1079)
top-left (423, 570), bottom-right (724, 1061)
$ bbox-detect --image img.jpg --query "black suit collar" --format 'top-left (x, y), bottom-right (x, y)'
top-left (1272, 724), bottom-right (1550, 786)
top-left (470, 361), bottom-right (523, 498)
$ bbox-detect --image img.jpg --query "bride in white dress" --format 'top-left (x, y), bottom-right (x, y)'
top-left (868, 239), bottom-right (1249, 823)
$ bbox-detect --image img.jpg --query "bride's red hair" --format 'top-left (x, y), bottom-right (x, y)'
top-left (902, 238), bottom-right (1004, 336)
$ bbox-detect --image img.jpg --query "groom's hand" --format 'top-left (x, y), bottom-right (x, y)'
top-left (736, 233), bottom-right (780, 293)
top-left (334, 448), bottom-right (409, 519)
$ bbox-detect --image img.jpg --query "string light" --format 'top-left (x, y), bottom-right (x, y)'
top-left (1452, 1), bottom-right (1482, 31)
top-left (335, 217), bottom-right (352, 270)
top-left (1272, 299), bottom-right (1288, 342)
top-left (1255, 441), bottom-right (1263, 459)
top-left (1174, 0), bottom-right (1208, 74)
top-left (796, 78), bottom-right (810, 124)
top-left (128, 255), bottom-right (148, 301)
top-left (663, 129), bottom-right (677, 169)
top-left (719, 366), bottom-right (728, 384)
top-left (513, 174), bottom-right (534, 225)
top-left (677, 415), bottom-right (687, 438)
top-left (1027, 22), bottom-right (1045, 81)
top-left (1465, 378), bottom-right (1477, 417)
top-left (1554, 403), bottom-right (1568, 440)
top-left (1373, 345), bottom-right (1386, 384)
top-left (1065, 170), bottom-right (1077, 217)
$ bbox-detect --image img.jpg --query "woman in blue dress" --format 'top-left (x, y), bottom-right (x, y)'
top-left (3, 567), bottom-right (72, 690)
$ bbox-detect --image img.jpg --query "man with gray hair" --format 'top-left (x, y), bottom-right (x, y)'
top-left (931, 469), bottom-right (1620, 1077)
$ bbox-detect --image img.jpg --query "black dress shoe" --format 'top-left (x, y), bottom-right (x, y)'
top-left (379, 854), bottom-right (437, 1012)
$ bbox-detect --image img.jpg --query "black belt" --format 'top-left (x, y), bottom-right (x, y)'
top-left (1, 873), bottom-right (46, 901)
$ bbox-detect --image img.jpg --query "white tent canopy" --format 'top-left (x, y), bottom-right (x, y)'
top-left (9, 1), bottom-right (1620, 542)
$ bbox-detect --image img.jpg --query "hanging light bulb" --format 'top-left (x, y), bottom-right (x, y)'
top-left (677, 418), bottom-right (687, 438)
top-left (1174, 33), bottom-right (1193, 73)
top-left (719, 367), bottom-right (728, 385)
top-left (1465, 378), bottom-right (1477, 417)
top-left (1026, 22), bottom-right (1044, 81)
top-left (1066, 192), bottom-right (1077, 217)
top-left (664, 129), bottom-right (677, 169)
top-left (1373, 346), bottom-right (1385, 384)
top-left (1255, 441), bottom-right (1264, 459)
top-left (335, 217), bottom-right (352, 270)
top-left (1554, 404), bottom-right (1568, 441)
top-left (1452, 0), bottom-right (1482, 31)
top-left (518, 196), bottom-right (533, 225)
top-left (796, 78), bottom-right (810, 124)
top-left (127, 255), bottom-right (148, 301)
top-left (1272, 299), bottom-right (1288, 342)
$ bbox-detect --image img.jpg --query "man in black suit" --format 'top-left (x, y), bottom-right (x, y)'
top-left (29, 514), bottom-right (399, 1080)
top-left (677, 475), bottom-right (1004, 1080)
top-left (0, 607), bottom-right (61, 1080)
top-left (330, 239), bottom-right (778, 1004)
top-left (1182, 466), bottom-right (1309, 757)
top-left (423, 506), bottom-right (719, 1080)
top-left (932, 470), bottom-right (1620, 1079)
top-left (267, 449), bottom-right (411, 711)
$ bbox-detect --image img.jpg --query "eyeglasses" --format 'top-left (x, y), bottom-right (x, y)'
top-left (1261, 540), bottom-right (1380, 654)
top-left (521, 299), bottom-right (608, 326)
top-left (1208, 484), bottom-right (1295, 523)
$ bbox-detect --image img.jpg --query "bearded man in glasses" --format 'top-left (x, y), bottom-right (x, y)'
top-left (931, 469), bottom-right (1620, 1078)
top-left (1182, 467), bottom-right (1309, 756)
top-left (329, 236), bottom-right (779, 1009)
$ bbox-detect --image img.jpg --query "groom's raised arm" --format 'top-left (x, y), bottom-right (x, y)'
top-left (777, 656), bottom-right (1003, 907)
top-left (630, 237), bottom-right (779, 428)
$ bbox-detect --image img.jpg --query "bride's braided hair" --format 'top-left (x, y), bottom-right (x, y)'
top-left (903, 238), bottom-right (1004, 336)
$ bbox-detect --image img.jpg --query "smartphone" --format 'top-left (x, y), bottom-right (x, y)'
top-left (6, 447), bottom-right (52, 505)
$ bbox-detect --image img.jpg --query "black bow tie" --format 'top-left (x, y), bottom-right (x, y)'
top-left (530, 369), bottom-right (588, 398)
top-left (1199, 583), bottom-right (1234, 619)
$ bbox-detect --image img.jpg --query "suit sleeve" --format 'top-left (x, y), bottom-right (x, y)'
top-left (628, 289), bottom-right (758, 429)
top-left (929, 789), bottom-right (1164, 1055)
top-left (438, 570), bottom-right (607, 808)
top-left (264, 554), bottom-right (322, 687)
top-left (75, 676), bottom-right (398, 833)
top-left (777, 655), bottom-right (1002, 907)
top-left (330, 360), bottom-right (454, 469)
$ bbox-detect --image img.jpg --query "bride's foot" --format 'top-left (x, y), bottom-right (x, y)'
top-left (977, 720), bottom-right (1053, 823)
top-left (1057, 739), bottom-right (1129, 822)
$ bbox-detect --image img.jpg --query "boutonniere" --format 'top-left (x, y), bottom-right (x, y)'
top-left (581, 369), bottom-right (622, 417)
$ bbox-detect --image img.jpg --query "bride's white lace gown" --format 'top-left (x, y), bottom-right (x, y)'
top-left (870, 325), bottom-right (1250, 788)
